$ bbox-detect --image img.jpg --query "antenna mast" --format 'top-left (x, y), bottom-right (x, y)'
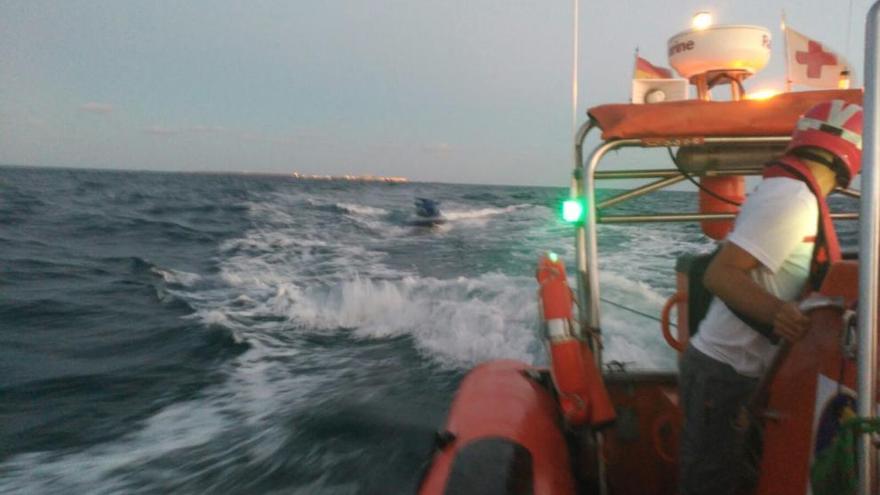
top-left (782, 10), bottom-right (792, 92)
top-left (571, 0), bottom-right (580, 134)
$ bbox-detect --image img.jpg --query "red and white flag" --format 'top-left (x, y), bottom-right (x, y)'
top-left (785, 26), bottom-right (851, 89)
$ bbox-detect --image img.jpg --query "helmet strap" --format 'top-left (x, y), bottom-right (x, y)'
top-left (790, 148), bottom-right (849, 187)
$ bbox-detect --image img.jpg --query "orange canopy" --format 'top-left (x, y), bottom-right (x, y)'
top-left (588, 89), bottom-right (863, 141)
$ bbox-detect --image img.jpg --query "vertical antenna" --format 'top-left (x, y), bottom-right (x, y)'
top-left (571, 0), bottom-right (580, 135)
top-left (782, 10), bottom-right (792, 92)
top-left (847, 0), bottom-right (854, 58)
top-left (633, 46), bottom-right (639, 81)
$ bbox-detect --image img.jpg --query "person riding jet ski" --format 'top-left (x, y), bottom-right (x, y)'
top-left (412, 197), bottom-right (445, 225)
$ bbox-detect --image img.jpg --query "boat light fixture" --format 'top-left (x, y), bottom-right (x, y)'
top-left (562, 198), bottom-right (585, 223)
top-left (745, 89), bottom-right (780, 101)
top-left (839, 69), bottom-right (851, 89)
top-left (692, 11), bottom-right (713, 31)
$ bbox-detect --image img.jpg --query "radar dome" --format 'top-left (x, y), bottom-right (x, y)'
top-left (668, 25), bottom-right (771, 79)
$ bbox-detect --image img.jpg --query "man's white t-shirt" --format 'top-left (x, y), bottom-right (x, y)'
top-left (691, 177), bottom-right (818, 378)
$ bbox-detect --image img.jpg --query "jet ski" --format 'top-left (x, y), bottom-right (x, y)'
top-left (411, 197), bottom-right (445, 226)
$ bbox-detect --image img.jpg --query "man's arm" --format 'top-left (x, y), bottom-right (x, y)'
top-left (703, 242), bottom-right (811, 343)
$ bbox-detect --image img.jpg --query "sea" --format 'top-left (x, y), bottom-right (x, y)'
top-left (0, 165), bottom-right (859, 494)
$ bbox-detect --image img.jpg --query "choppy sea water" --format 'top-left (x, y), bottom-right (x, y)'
top-left (0, 166), bottom-right (858, 494)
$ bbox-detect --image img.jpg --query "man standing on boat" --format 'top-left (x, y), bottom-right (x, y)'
top-left (678, 99), bottom-right (863, 495)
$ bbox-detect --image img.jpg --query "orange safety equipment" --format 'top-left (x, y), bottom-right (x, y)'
top-left (786, 99), bottom-right (863, 187)
top-left (536, 254), bottom-right (616, 428)
top-left (416, 361), bottom-right (577, 495)
top-left (536, 255), bottom-right (574, 321)
top-left (698, 176), bottom-right (745, 240)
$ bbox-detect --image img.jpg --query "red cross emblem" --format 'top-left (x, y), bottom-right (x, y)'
top-left (795, 41), bottom-right (838, 79)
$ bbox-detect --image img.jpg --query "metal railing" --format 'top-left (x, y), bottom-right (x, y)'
top-left (572, 135), bottom-right (807, 339)
top-left (571, 88), bottom-right (878, 491)
top-left (858, 3), bottom-right (880, 493)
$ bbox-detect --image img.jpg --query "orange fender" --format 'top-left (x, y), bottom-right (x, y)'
top-left (418, 361), bottom-right (576, 495)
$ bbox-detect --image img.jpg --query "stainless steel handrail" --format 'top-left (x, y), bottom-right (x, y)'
top-left (858, 3), bottom-right (880, 493)
top-left (574, 135), bottom-right (800, 340)
top-left (572, 132), bottom-right (863, 341)
top-left (597, 175), bottom-right (688, 210)
top-left (573, 121), bottom-right (593, 342)
top-left (600, 212), bottom-right (860, 223)
top-left (595, 168), bottom-right (763, 179)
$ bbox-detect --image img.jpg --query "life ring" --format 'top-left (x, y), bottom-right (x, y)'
top-left (537, 254), bottom-right (616, 428)
top-left (661, 292), bottom-right (686, 352)
top-left (651, 413), bottom-right (679, 464)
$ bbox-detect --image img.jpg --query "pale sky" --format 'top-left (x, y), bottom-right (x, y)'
top-left (0, 0), bottom-right (873, 185)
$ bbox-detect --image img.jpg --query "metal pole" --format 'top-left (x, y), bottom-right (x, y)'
top-left (570, 0), bottom-right (579, 134)
top-left (595, 168), bottom-right (763, 180)
top-left (599, 212), bottom-right (860, 224)
top-left (837, 187), bottom-right (862, 199)
top-left (584, 140), bottom-right (629, 334)
top-left (858, 3), bottom-right (880, 493)
top-left (782, 10), bottom-right (792, 93)
top-left (597, 175), bottom-right (687, 210)
top-left (574, 121), bottom-right (593, 338)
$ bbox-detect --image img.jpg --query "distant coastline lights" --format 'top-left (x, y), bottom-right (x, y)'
top-left (291, 172), bottom-right (408, 183)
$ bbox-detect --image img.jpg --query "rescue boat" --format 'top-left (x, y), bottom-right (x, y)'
top-left (418, 8), bottom-right (880, 495)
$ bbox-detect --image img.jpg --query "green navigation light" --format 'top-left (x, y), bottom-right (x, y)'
top-left (547, 251), bottom-right (559, 263)
top-left (562, 198), bottom-right (585, 223)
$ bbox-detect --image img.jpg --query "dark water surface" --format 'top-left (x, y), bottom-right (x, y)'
top-left (0, 166), bottom-right (858, 494)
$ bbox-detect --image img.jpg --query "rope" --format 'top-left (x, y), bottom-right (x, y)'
top-left (666, 147), bottom-right (743, 207)
top-left (600, 296), bottom-right (675, 328)
top-left (567, 288), bottom-right (674, 331)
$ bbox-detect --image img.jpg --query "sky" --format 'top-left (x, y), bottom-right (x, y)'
top-left (0, 0), bottom-right (874, 186)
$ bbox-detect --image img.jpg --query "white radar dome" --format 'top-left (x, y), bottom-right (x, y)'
top-left (667, 25), bottom-right (771, 79)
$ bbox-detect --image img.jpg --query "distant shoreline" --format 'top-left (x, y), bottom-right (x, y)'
top-left (0, 163), bottom-right (407, 182)
top-left (291, 172), bottom-right (408, 183)
top-left (0, 163), bottom-right (565, 188)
